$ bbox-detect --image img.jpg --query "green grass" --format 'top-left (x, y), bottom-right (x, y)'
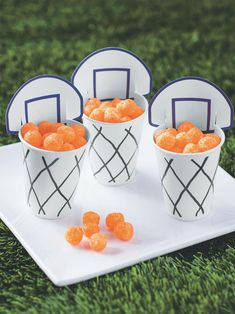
top-left (0, 0), bottom-right (235, 313)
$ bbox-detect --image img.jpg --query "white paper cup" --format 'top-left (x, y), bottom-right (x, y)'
top-left (83, 94), bottom-right (147, 186)
top-left (153, 125), bottom-right (225, 220)
top-left (19, 121), bottom-right (89, 219)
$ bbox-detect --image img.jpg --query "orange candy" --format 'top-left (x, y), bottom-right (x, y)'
top-left (106, 213), bottom-right (125, 231)
top-left (165, 128), bottom-right (178, 136)
top-left (156, 133), bottom-right (176, 150)
top-left (111, 98), bottom-right (121, 106)
top-left (198, 136), bottom-right (218, 152)
top-left (21, 122), bottom-right (38, 137)
top-left (120, 116), bottom-right (131, 122)
top-left (89, 108), bottom-right (105, 121)
top-left (65, 226), bottom-right (83, 245)
top-left (43, 133), bottom-right (63, 151)
top-left (84, 98), bottom-right (101, 116)
top-left (89, 233), bottom-right (107, 251)
top-left (183, 143), bottom-right (200, 154)
top-left (39, 121), bottom-right (53, 135)
top-left (60, 143), bottom-right (75, 151)
top-left (57, 126), bottom-right (76, 143)
top-left (204, 133), bottom-right (221, 144)
top-left (71, 124), bottom-right (86, 138)
top-left (175, 132), bottom-right (190, 149)
top-left (178, 121), bottom-right (195, 132)
top-left (103, 107), bottom-right (121, 123)
top-left (170, 145), bottom-right (183, 153)
top-left (50, 122), bottom-right (64, 133)
top-left (116, 99), bottom-right (137, 117)
top-left (24, 130), bottom-right (42, 148)
top-left (114, 222), bottom-right (134, 241)
top-left (83, 211), bottom-right (100, 225)
top-left (83, 223), bottom-right (100, 238)
top-left (130, 106), bottom-right (144, 119)
top-left (187, 127), bottom-right (203, 144)
top-left (71, 136), bottom-right (87, 149)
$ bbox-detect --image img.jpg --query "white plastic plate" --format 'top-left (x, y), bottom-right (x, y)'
top-left (0, 124), bottom-right (235, 286)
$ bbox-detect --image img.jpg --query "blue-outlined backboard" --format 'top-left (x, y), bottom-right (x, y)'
top-left (93, 68), bottom-right (130, 100)
top-left (6, 75), bottom-right (83, 134)
top-left (25, 94), bottom-right (61, 124)
top-left (149, 77), bottom-right (233, 131)
top-left (71, 47), bottom-right (152, 102)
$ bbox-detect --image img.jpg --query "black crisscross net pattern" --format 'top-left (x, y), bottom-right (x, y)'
top-left (89, 124), bottom-right (139, 184)
top-left (23, 147), bottom-right (85, 217)
top-left (161, 156), bottom-right (218, 218)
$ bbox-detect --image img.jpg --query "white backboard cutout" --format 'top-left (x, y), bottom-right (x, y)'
top-left (71, 47), bottom-right (152, 101)
top-left (149, 77), bottom-right (233, 131)
top-left (6, 75), bottom-right (83, 134)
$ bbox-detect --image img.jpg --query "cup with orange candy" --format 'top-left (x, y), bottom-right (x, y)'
top-left (83, 96), bottom-right (146, 186)
top-left (153, 121), bottom-right (225, 220)
top-left (19, 120), bottom-right (89, 219)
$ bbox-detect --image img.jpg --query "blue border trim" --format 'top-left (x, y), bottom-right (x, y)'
top-left (93, 68), bottom-right (130, 99)
top-left (148, 76), bottom-right (234, 131)
top-left (71, 47), bottom-right (152, 97)
top-left (24, 94), bottom-right (61, 123)
top-left (172, 97), bottom-right (211, 132)
top-left (6, 74), bottom-right (83, 134)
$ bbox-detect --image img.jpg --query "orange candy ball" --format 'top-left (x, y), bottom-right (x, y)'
top-left (187, 127), bottom-right (204, 144)
top-left (89, 233), bottom-right (107, 251)
top-left (83, 211), bottom-right (100, 225)
top-left (116, 99), bottom-right (137, 117)
top-left (178, 121), bottom-right (195, 132)
top-left (50, 122), bottom-right (64, 133)
top-left (71, 136), bottom-right (87, 149)
top-left (130, 106), bottom-right (144, 119)
top-left (84, 98), bottom-right (101, 116)
top-left (39, 121), bottom-right (53, 135)
top-left (24, 130), bottom-right (42, 148)
top-left (183, 143), bottom-right (200, 154)
top-left (57, 126), bottom-right (76, 143)
top-left (111, 98), bottom-right (121, 106)
top-left (120, 116), bottom-right (131, 122)
top-left (175, 132), bottom-right (190, 149)
top-left (114, 222), bottom-right (134, 241)
top-left (170, 145), bottom-right (183, 153)
top-left (103, 108), bottom-right (121, 123)
top-left (43, 133), bottom-right (63, 151)
top-left (89, 108), bottom-right (105, 121)
top-left (71, 124), bottom-right (86, 138)
top-left (21, 122), bottom-right (38, 137)
top-left (83, 223), bottom-right (100, 238)
top-left (156, 133), bottom-right (176, 150)
top-left (60, 143), bottom-right (75, 151)
top-left (106, 213), bottom-right (125, 231)
top-left (65, 226), bottom-right (83, 245)
top-left (198, 136), bottom-right (218, 152)
top-left (204, 133), bottom-right (221, 144)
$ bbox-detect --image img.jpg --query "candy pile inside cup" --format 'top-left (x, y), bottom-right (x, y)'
top-left (84, 97), bottom-right (144, 122)
top-left (154, 121), bottom-right (221, 153)
top-left (65, 211), bottom-right (134, 252)
top-left (21, 121), bottom-right (87, 151)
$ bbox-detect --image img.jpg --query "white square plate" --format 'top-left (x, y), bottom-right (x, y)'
top-left (0, 125), bottom-right (235, 286)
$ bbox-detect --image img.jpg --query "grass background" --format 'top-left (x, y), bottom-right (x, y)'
top-left (0, 0), bottom-right (235, 313)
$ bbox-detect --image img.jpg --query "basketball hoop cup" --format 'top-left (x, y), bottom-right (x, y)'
top-left (6, 75), bottom-right (89, 219)
top-left (149, 77), bottom-right (233, 220)
top-left (72, 47), bottom-right (152, 186)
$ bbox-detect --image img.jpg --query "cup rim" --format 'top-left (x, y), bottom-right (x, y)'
top-left (153, 124), bottom-right (225, 156)
top-left (19, 120), bottom-right (90, 155)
